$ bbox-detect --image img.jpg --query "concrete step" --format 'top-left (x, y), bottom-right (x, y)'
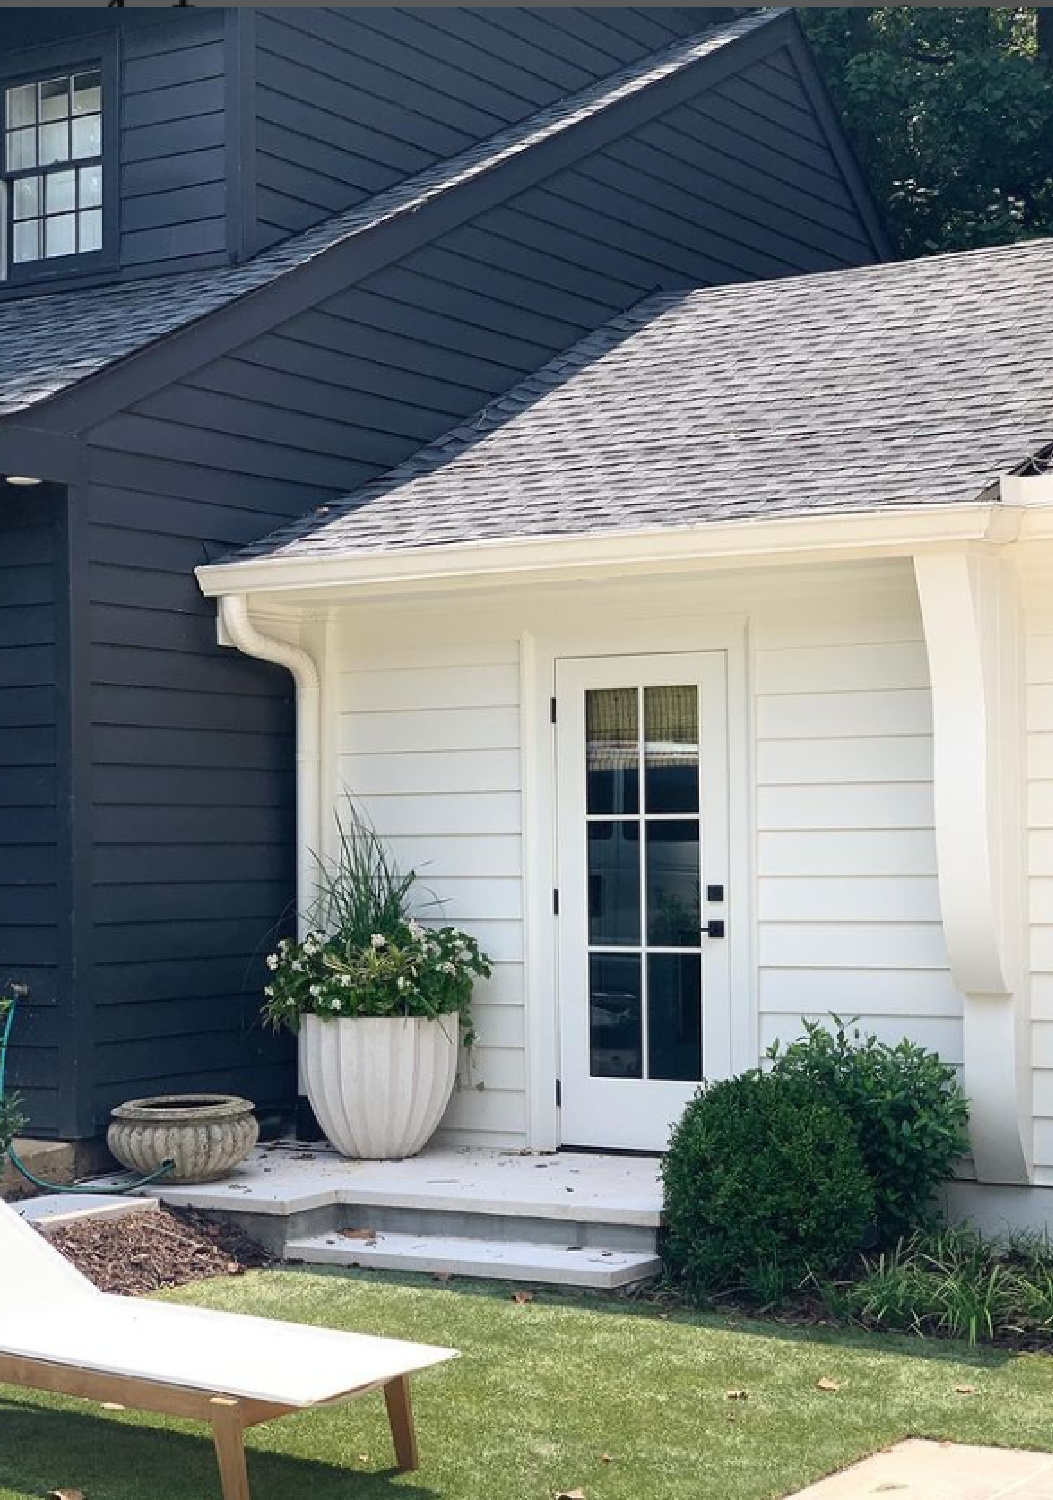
top-left (286, 1228), bottom-right (662, 1290)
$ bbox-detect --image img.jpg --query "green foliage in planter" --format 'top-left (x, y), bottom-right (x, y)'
top-left (767, 1018), bottom-right (970, 1247)
top-left (262, 805), bottom-right (491, 1042)
top-left (0, 996), bottom-right (23, 1155)
top-left (662, 1070), bottom-right (874, 1301)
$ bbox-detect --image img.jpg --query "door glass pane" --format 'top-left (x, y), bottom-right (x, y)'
top-left (590, 952), bottom-right (642, 1079)
top-left (588, 821), bottom-right (639, 946)
top-left (645, 684), bottom-right (699, 814)
top-left (646, 819), bottom-right (700, 946)
top-left (586, 688), bottom-right (638, 815)
top-left (648, 953), bottom-right (701, 1081)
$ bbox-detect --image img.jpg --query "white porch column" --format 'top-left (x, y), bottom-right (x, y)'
top-left (914, 549), bottom-right (1031, 1184)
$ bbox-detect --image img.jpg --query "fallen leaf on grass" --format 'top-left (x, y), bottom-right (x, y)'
top-left (555, 1490), bottom-right (585, 1499)
top-left (47, 1490), bottom-right (85, 1500)
top-left (357, 1454), bottom-right (370, 1464)
top-left (955, 1384), bottom-right (978, 1395)
top-left (816, 1377), bottom-right (841, 1392)
top-left (600, 1454), bottom-right (612, 1464)
top-left (725, 1389), bottom-right (748, 1401)
top-left (512, 1290), bottom-right (535, 1304)
top-left (100, 1402), bottom-right (125, 1411)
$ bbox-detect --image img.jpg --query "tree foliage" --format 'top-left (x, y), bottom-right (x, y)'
top-left (800, 7), bottom-right (1053, 256)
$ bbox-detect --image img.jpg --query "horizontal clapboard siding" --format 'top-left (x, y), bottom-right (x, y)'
top-left (336, 639), bottom-right (526, 1147)
top-left (753, 575), bottom-right (956, 1067)
top-left (0, 489), bottom-right (63, 1135)
top-left (250, 6), bottom-right (741, 248)
top-left (120, 11), bottom-right (229, 273)
top-left (1027, 611), bottom-right (1053, 1176)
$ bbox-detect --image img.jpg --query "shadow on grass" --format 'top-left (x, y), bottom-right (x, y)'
top-left (274, 1261), bottom-right (1027, 1372)
top-left (0, 1395), bottom-right (437, 1500)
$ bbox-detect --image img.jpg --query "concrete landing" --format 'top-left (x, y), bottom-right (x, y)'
top-left (790, 1440), bottom-right (1053, 1499)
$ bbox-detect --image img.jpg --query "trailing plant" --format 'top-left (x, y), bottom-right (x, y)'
top-left (0, 995), bottom-right (23, 1155)
top-left (767, 1017), bottom-right (970, 1246)
top-left (261, 805), bottom-right (491, 1043)
top-left (662, 1070), bottom-right (874, 1301)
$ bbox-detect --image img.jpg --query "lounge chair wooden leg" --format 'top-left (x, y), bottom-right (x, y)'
top-left (211, 1396), bottom-right (251, 1500)
top-left (384, 1374), bottom-right (419, 1472)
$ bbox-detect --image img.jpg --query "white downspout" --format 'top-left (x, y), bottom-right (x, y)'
top-left (218, 594), bottom-right (322, 937)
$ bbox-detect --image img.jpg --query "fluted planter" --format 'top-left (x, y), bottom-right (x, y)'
top-left (300, 1013), bottom-right (458, 1160)
top-left (108, 1094), bottom-right (259, 1184)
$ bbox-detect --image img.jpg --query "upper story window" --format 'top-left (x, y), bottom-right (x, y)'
top-left (3, 70), bottom-right (102, 267)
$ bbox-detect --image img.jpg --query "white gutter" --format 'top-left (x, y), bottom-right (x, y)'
top-left (196, 497), bottom-right (1053, 602)
top-left (218, 595), bottom-right (321, 936)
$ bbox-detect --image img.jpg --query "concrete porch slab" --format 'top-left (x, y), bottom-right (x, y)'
top-left (88, 1143), bottom-right (665, 1227)
top-left (789, 1440), bottom-right (1053, 1499)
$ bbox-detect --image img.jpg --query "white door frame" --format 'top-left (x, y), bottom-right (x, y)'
top-left (520, 615), bottom-right (753, 1152)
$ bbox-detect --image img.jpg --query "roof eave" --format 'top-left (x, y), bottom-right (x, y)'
top-left (196, 493), bottom-right (1053, 603)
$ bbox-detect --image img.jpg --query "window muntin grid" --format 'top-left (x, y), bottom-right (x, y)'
top-left (4, 71), bottom-right (102, 267)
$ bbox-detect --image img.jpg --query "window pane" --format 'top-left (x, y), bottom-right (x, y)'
top-left (648, 953), bottom-right (701, 1082)
top-left (78, 163), bottom-right (101, 207)
top-left (586, 688), bottom-right (638, 816)
top-left (45, 213), bottom-right (75, 259)
top-left (12, 176), bottom-right (40, 221)
top-left (39, 77), bottom-right (70, 123)
top-left (646, 819), bottom-right (700, 947)
top-left (45, 168), bottom-right (75, 214)
top-left (7, 127), bottom-right (36, 170)
top-left (72, 114), bottom-right (100, 160)
top-left (78, 207), bottom-right (102, 252)
top-left (12, 219), bottom-right (40, 263)
top-left (73, 72), bottom-right (101, 116)
top-left (588, 821), bottom-right (640, 947)
top-left (645, 684), bottom-right (699, 815)
top-left (589, 952), bottom-right (642, 1079)
top-left (39, 120), bottom-right (68, 166)
top-left (6, 85), bottom-right (36, 130)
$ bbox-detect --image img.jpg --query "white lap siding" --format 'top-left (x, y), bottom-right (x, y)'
top-left (752, 573), bottom-right (958, 1070)
top-left (335, 636), bottom-right (526, 1146)
top-left (327, 559), bottom-right (956, 1149)
top-left (1025, 600), bottom-right (1053, 1181)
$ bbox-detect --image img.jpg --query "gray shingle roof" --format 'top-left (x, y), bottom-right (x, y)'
top-left (0, 8), bottom-right (778, 421)
top-left (230, 235), bottom-right (1053, 566)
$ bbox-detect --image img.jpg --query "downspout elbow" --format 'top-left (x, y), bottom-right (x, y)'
top-left (218, 594), bottom-right (321, 935)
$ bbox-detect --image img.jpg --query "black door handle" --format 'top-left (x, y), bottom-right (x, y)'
top-left (705, 919), bottom-right (725, 939)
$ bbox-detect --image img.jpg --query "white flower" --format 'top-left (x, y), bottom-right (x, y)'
top-left (291, 959), bottom-right (303, 972)
top-left (397, 976), bottom-right (408, 991)
top-left (442, 961), bottom-right (456, 975)
top-left (370, 933), bottom-right (387, 950)
top-left (263, 985), bottom-right (274, 998)
top-left (266, 953), bottom-right (279, 971)
top-left (341, 974), bottom-right (353, 987)
top-left (408, 918), bottom-right (424, 940)
top-left (309, 984), bottom-right (322, 998)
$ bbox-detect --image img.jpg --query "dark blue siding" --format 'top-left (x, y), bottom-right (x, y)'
top-left (119, 11), bottom-right (229, 273)
top-left (0, 488), bottom-right (63, 1135)
top-left (250, 6), bottom-right (739, 248)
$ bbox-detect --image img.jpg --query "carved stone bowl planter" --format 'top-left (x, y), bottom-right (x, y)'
top-left (108, 1093), bottom-right (259, 1184)
top-left (300, 1014), bottom-right (458, 1160)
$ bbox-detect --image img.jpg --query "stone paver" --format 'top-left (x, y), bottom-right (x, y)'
top-left (791, 1441), bottom-right (1053, 1499)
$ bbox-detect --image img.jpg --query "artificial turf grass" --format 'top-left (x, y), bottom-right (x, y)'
top-left (1, 1267), bottom-right (1052, 1500)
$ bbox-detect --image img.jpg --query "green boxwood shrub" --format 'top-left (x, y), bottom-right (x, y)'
top-left (662, 1070), bottom-right (874, 1301)
top-left (767, 1018), bottom-right (970, 1247)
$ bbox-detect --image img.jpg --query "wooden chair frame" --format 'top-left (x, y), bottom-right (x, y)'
top-left (0, 1352), bottom-right (419, 1500)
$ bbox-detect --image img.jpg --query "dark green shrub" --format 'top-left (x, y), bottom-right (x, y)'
top-left (662, 1070), bottom-right (874, 1300)
top-left (768, 1018), bottom-right (970, 1246)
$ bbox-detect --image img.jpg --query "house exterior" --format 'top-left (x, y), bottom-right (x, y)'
top-left (198, 236), bottom-right (1053, 1229)
top-left (0, 6), bottom-right (888, 1144)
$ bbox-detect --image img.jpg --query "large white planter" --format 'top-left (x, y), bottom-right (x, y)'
top-left (300, 1014), bottom-right (459, 1159)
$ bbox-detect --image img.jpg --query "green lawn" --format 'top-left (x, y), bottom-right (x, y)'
top-left (2, 1268), bottom-right (1052, 1500)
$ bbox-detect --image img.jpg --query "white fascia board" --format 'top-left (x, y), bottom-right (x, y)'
top-left (196, 500), bottom-right (1043, 602)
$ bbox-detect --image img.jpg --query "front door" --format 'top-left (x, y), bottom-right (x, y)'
top-left (555, 653), bottom-right (729, 1152)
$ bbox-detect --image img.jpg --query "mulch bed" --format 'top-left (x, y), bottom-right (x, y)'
top-left (46, 1205), bottom-right (270, 1296)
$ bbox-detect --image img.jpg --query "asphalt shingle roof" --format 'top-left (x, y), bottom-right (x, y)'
top-left (0, 8), bottom-right (778, 420)
top-left (231, 235), bottom-right (1053, 566)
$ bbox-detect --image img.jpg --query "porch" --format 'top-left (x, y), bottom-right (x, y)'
top-left (89, 1143), bottom-right (664, 1291)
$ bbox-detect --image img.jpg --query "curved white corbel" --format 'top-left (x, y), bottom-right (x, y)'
top-left (914, 550), bottom-right (1030, 1185)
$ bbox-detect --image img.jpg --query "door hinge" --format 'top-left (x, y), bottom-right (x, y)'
top-left (552, 887), bottom-right (560, 916)
top-left (550, 696), bottom-right (557, 724)
top-left (555, 1078), bottom-right (562, 1108)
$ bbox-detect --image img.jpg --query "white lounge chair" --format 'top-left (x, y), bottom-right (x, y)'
top-left (0, 1197), bottom-right (456, 1499)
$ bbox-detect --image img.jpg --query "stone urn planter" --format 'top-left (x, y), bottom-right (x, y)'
top-left (108, 1093), bottom-right (259, 1184)
top-left (300, 1014), bottom-right (458, 1160)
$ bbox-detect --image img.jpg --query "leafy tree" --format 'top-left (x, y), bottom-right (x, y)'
top-left (800, 7), bottom-right (1053, 256)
